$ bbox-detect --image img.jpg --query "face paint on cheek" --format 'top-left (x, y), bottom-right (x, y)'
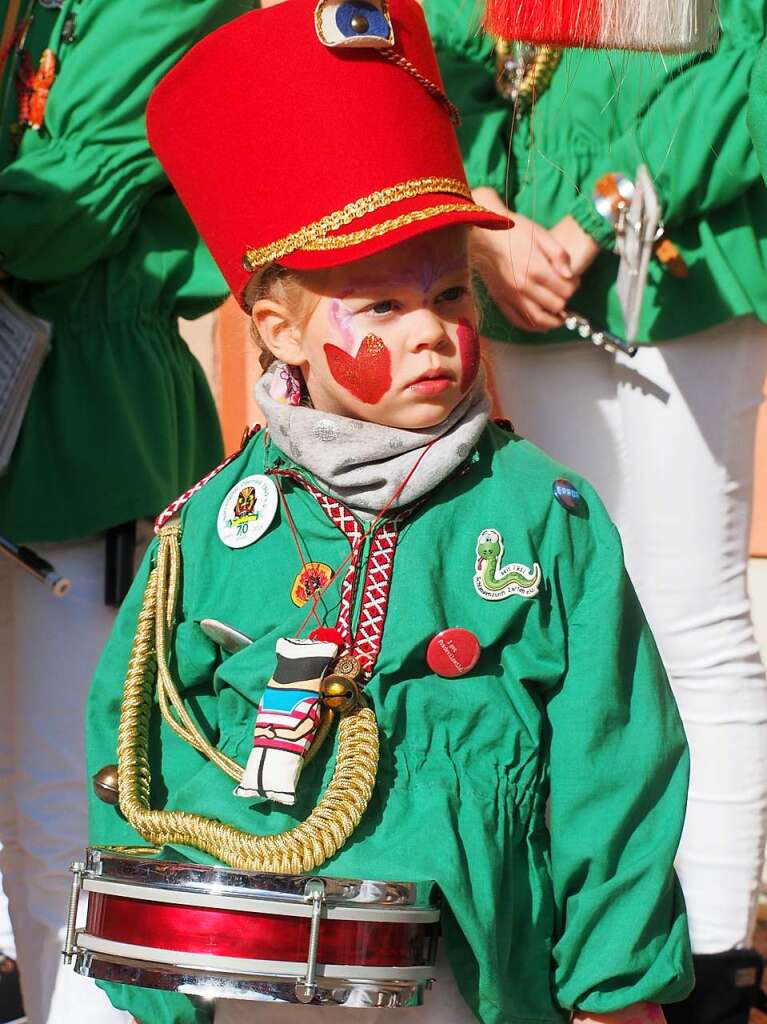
top-left (324, 334), bottom-right (392, 405)
top-left (457, 318), bottom-right (480, 392)
top-left (328, 299), bottom-right (360, 356)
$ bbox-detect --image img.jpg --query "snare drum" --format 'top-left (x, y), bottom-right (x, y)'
top-left (65, 849), bottom-right (440, 1008)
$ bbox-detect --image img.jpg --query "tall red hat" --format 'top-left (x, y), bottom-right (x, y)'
top-left (146, 0), bottom-right (508, 308)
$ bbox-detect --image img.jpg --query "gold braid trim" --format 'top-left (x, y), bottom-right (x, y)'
top-left (117, 522), bottom-right (380, 873)
top-left (303, 203), bottom-right (490, 251)
top-left (242, 177), bottom-right (473, 271)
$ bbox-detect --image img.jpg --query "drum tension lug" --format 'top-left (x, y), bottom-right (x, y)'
top-left (63, 861), bottom-right (85, 965)
top-left (294, 878), bottom-right (326, 1003)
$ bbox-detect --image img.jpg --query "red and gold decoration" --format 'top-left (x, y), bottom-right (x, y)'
top-left (291, 562), bottom-right (334, 608)
top-left (16, 46), bottom-right (56, 130)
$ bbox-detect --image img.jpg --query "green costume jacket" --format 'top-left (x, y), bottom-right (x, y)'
top-left (748, 41), bottom-right (767, 184)
top-left (425, 0), bottom-right (767, 345)
top-left (0, 0), bottom-right (241, 544)
top-left (89, 423), bottom-right (693, 1024)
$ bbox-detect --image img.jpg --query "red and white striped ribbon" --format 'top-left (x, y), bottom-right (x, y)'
top-left (154, 426), bottom-right (261, 532)
top-left (271, 468), bottom-right (405, 681)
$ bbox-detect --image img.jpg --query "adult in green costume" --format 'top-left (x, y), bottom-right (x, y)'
top-left (424, 3), bottom-right (767, 1021)
top-left (0, 1), bottom-right (242, 1020)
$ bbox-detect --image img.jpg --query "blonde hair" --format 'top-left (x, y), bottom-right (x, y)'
top-left (244, 264), bottom-right (319, 371)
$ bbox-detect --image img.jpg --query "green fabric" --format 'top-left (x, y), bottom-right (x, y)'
top-left (0, 0), bottom-right (240, 543)
top-left (748, 41), bottom-right (767, 184)
top-left (425, 0), bottom-right (767, 345)
top-left (88, 425), bottom-right (693, 1023)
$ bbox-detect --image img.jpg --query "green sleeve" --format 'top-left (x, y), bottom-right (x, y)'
top-left (0, 0), bottom-right (240, 282)
top-left (565, 19), bottom-right (765, 242)
top-left (546, 505), bottom-right (692, 1011)
top-left (423, 0), bottom-right (513, 194)
top-left (747, 40), bottom-right (767, 183)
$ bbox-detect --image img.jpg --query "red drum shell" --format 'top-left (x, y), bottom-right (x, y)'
top-left (86, 893), bottom-right (437, 967)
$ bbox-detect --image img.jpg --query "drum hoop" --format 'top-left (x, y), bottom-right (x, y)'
top-left (86, 849), bottom-right (437, 911)
top-left (74, 950), bottom-right (429, 1006)
top-left (83, 878), bottom-right (440, 923)
top-left (75, 934), bottom-right (437, 982)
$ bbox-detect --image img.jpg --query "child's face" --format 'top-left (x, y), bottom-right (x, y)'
top-left (276, 227), bottom-right (479, 429)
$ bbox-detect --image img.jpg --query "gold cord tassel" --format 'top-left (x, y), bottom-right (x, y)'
top-left (116, 521), bottom-right (379, 873)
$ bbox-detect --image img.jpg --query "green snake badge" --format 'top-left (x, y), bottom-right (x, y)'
top-left (473, 529), bottom-right (542, 602)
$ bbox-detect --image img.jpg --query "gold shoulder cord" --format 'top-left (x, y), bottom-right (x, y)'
top-left (117, 521), bottom-right (379, 874)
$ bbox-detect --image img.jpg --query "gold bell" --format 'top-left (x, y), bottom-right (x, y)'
top-left (321, 674), bottom-right (361, 712)
top-left (93, 764), bottom-right (120, 805)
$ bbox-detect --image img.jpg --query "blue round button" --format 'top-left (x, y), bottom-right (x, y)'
top-left (553, 478), bottom-right (581, 511)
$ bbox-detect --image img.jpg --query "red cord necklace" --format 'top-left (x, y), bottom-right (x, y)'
top-left (273, 438), bottom-right (437, 643)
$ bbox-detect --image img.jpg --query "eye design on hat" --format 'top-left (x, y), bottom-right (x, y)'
top-left (315, 0), bottom-right (394, 49)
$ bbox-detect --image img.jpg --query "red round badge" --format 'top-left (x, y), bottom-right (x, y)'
top-left (426, 629), bottom-right (481, 678)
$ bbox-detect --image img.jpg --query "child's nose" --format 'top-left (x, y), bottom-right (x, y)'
top-left (406, 309), bottom-right (449, 352)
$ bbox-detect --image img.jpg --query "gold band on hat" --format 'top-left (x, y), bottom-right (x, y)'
top-left (242, 176), bottom-right (474, 271)
top-left (303, 202), bottom-right (488, 251)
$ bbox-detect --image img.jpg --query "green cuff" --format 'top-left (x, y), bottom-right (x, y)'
top-left (570, 193), bottom-right (617, 251)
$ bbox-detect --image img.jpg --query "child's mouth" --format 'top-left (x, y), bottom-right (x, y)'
top-left (407, 370), bottom-right (454, 396)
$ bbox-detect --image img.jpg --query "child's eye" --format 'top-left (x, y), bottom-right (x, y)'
top-left (437, 285), bottom-right (468, 303)
top-left (368, 300), bottom-right (396, 315)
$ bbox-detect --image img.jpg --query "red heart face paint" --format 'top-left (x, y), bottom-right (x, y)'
top-left (457, 318), bottom-right (480, 392)
top-left (324, 334), bottom-right (392, 405)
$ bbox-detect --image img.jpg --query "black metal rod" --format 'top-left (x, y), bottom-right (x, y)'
top-left (0, 533), bottom-right (70, 596)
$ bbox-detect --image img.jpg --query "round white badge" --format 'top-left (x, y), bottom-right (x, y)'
top-left (217, 474), bottom-right (278, 549)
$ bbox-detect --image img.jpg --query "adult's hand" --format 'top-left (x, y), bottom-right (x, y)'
top-left (472, 186), bottom-right (581, 332)
top-left (549, 214), bottom-right (602, 276)
top-left (572, 1002), bottom-right (666, 1024)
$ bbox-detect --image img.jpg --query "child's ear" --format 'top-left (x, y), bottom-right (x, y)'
top-left (251, 299), bottom-right (304, 366)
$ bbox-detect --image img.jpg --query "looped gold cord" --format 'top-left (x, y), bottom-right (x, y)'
top-left (117, 522), bottom-right (380, 873)
top-left (242, 177), bottom-right (472, 271)
top-left (152, 525), bottom-right (332, 775)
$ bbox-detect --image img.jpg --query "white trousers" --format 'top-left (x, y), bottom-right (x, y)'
top-left (0, 536), bottom-right (133, 1024)
top-left (488, 316), bottom-right (767, 954)
top-left (0, 855), bottom-right (14, 958)
top-left (214, 951), bottom-right (478, 1024)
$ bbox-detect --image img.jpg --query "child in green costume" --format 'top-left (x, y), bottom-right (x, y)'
top-left (86, 2), bottom-right (693, 1023)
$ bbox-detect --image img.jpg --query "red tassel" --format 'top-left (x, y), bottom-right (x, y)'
top-left (484, 0), bottom-right (601, 47)
top-left (483, 0), bottom-right (719, 52)
top-left (308, 627), bottom-right (346, 647)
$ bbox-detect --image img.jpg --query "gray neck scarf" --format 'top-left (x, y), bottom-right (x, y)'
top-left (256, 364), bottom-right (490, 517)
